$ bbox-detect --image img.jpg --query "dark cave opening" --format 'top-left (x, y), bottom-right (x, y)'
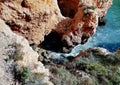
top-left (40, 32), bottom-right (63, 52)
top-left (57, 0), bottom-right (79, 18)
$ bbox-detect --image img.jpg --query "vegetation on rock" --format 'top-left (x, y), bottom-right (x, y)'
top-left (15, 66), bottom-right (31, 85)
top-left (40, 48), bottom-right (120, 85)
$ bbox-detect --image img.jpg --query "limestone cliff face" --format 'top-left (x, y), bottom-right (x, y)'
top-left (0, 0), bottom-right (112, 47)
top-left (0, 19), bottom-right (53, 85)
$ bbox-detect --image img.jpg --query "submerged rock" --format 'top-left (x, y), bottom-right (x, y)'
top-left (0, 19), bottom-right (53, 85)
top-left (98, 17), bottom-right (107, 26)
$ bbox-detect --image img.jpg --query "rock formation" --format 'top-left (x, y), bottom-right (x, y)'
top-left (56, 0), bottom-right (112, 47)
top-left (0, 0), bottom-right (115, 85)
top-left (0, 0), bottom-right (112, 48)
top-left (0, 19), bottom-right (53, 85)
top-left (0, 0), bottom-right (63, 44)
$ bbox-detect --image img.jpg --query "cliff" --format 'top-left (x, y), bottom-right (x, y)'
top-left (0, 0), bottom-right (112, 47)
top-left (0, 0), bottom-right (113, 85)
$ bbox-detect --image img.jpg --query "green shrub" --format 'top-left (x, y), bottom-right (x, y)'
top-left (86, 63), bottom-right (108, 76)
top-left (15, 66), bottom-right (31, 85)
top-left (6, 51), bottom-right (23, 62)
top-left (64, 48), bottom-right (120, 85)
top-left (49, 66), bottom-right (80, 85)
top-left (5, 44), bottom-right (23, 62)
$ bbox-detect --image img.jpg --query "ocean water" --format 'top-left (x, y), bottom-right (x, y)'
top-left (70, 0), bottom-right (120, 55)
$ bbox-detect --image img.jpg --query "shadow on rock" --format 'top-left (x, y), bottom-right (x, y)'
top-left (40, 32), bottom-right (64, 52)
top-left (98, 17), bottom-right (107, 26)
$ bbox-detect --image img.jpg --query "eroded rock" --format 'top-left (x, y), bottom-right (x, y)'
top-left (55, 0), bottom-right (112, 47)
top-left (0, 0), bottom-right (63, 44)
top-left (0, 0), bottom-right (112, 49)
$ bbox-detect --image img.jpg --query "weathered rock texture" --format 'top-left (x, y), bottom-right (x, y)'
top-left (0, 0), bottom-right (112, 47)
top-left (58, 0), bottom-right (79, 18)
top-left (0, 19), bottom-right (53, 85)
top-left (56, 0), bottom-right (112, 47)
top-left (0, 0), bottom-right (63, 44)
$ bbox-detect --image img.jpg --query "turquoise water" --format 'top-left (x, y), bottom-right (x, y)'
top-left (70, 0), bottom-right (120, 55)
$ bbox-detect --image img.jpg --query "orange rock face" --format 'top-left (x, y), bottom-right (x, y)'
top-left (0, 0), bottom-right (63, 44)
top-left (56, 0), bottom-right (112, 47)
top-left (0, 0), bottom-right (112, 47)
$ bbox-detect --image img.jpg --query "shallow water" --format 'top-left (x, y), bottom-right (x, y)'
top-left (70, 0), bottom-right (120, 55)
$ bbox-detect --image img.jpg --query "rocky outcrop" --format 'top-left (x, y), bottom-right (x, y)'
top-left (0, 19), bottom-right (53, 85)
top-left (0, 0), bottom-right (63, 44)
top-left (0, 0), bottom-right (112, 48)
top-left (55, 0), bottom-right (112, 47)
